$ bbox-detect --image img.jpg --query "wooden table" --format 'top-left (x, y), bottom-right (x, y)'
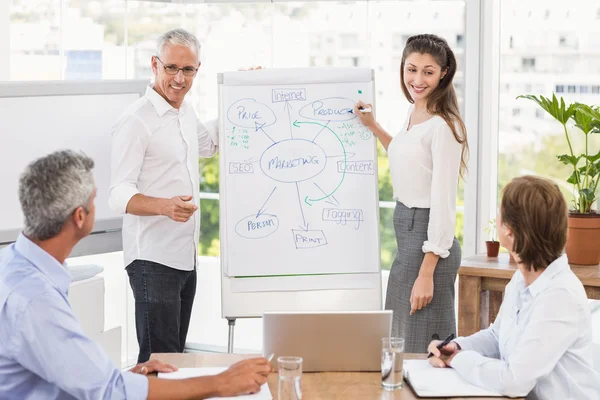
top-left (458, 253), bottom-right (600, 336)
top-left (150, 352), bottom-right (520, 400)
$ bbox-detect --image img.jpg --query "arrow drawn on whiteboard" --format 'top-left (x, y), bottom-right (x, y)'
top-left (284, 101), bottom-right (293, 139)
top-left (255, 121), bottom-right (276, 144)
top-left (327, 152), bottom-right (356, 159)
top-left (256, 186), bottom-right (277, 218)
top-left (294, 120), bottom-right (346, 206)
top-left (311, 120), bottom-right (331, 143)
top-left (254, 121), bottom-right (265, 132)
top-left (243, 157), bottom-right (259, 164)
top-left (314, 182), bottom-right (340, 206)
top-left (295, 182), bottom-right (309, 231)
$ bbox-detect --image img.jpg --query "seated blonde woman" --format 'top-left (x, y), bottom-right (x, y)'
top-left (427, 175), bottom-right (600, 399)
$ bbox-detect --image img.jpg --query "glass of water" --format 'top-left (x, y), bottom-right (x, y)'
top-left (278, 356), bottom-right (302, 400)
top-left (381, 337), bottom-right (405, 390)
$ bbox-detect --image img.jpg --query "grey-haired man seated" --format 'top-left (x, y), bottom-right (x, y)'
top-left (0, 150), bottom-right (271, 399)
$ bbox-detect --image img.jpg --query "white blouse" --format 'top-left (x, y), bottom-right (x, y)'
top-left (387, 106), bottom-right (463, 258)
top-left (452, 255), bottom-right (600, 399)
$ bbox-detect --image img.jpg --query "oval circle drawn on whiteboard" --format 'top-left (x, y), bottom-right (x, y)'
top-left (235, 213), bottom-right (279, 239)
top-left (260, 139), bottom-right (327, 183)
top-left (227, 98), bottom-right (277, 129)
top-left (299, 97), bottom-right (357, 122)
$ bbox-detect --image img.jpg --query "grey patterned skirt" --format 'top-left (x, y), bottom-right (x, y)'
top-left (385, 201), bottom-right (461, 353)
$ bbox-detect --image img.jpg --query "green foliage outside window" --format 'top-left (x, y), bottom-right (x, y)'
top-left (517, 95), bottom-right (600, 213)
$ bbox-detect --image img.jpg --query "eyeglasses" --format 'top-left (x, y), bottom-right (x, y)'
top-left (155, 56), bottom-right (199, 76)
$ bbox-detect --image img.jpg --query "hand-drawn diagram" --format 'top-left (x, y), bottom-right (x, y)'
top-left (226, 90), bottom-right (374, 250)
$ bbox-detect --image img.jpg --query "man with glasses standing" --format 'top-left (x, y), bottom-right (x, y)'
top-left (109, 28), bottom-right (216, 363)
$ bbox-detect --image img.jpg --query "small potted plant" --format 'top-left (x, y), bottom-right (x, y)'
top-left (485, 218), bottom-right (500, 258)
top-left (518, 94), bottom-right (600, 265)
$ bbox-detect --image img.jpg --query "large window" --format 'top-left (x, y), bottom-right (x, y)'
top-left (9, 0), bottom-right (127, 79)
top-left (7, 1), bottom-right (466, 268)
top-left (9, 0), bottom-right (61, 80)
top-left (6, 0), bottom-right (467, 356)
top-left (498, 0), bottom-right (600, 213)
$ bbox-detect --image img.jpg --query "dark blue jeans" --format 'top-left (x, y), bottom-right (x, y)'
top-left (126, 259), bottom-right (197, 363)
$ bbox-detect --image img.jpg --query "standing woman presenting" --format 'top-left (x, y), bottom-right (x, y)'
top-left (355, 34), bottom-right (468, 353)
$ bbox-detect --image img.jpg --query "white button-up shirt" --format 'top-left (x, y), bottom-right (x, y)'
top-left (109, 85), bottom-right (218, 271)
top-left (387, 106), bottom-right (462, 258)
top-left (452, 255), bottom-right (600, 399)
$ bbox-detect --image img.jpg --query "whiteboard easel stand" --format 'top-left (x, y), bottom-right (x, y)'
top-left (227, 318), bottom-right (236, 353)
top-left (218, 69), bottom-right (381, 355)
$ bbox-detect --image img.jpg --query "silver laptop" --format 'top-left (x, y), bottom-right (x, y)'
top-left (262, 310), bottom-right (393, 372)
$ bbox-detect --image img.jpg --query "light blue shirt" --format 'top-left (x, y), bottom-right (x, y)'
top-left (452, 255), bottom-right (600, 400)
top-left (0, 234), bottom-right (148, 400)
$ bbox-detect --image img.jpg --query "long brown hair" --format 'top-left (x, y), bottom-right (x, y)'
top-left (400, 34), bottom-right (469, 179)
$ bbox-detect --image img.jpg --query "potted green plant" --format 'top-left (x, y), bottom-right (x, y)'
top-left (518, 94), bottom-right (600, 265)
top-left (485, 218), bottom-right (500, 258)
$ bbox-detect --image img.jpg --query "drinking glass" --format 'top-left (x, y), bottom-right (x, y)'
top-left (381, 337), bottom-right (405, 390)
top-left (278, 356), bottom-right (302, 400)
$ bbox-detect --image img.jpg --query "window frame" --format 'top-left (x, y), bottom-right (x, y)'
top-left (462, 0), bottom-right (500, 256)
top-left (1, 1), bottom-right (10, 77)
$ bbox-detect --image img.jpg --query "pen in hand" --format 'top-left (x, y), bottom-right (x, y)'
top-left (267, 353), bottom-right (274, 362)
top-left (427, 333), bottom-right (455, 358)
top-left (350, 106), bottom-right (372, 114)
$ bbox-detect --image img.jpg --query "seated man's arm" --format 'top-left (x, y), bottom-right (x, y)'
top-left (147, 358), bottom-right (272, 400)
top-left (13, 292), bottom-right (147, 400)
top-left (14, 292), bottom-right (271, 400)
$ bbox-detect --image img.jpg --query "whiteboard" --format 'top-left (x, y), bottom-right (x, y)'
top-left (219, 68), bottom-right (382, 318)
top-left (0, 80), bottom-right (147, 256)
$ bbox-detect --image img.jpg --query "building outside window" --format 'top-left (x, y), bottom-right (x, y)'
top-left (498, 0), bottom-right (600, 218)
top-left (521, 57), bottom-right (535, 71)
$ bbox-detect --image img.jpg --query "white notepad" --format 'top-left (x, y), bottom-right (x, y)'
top-left (403, 360), bottom-right (506, 398)
top-left (158, 367), bottom-right (272, 400)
